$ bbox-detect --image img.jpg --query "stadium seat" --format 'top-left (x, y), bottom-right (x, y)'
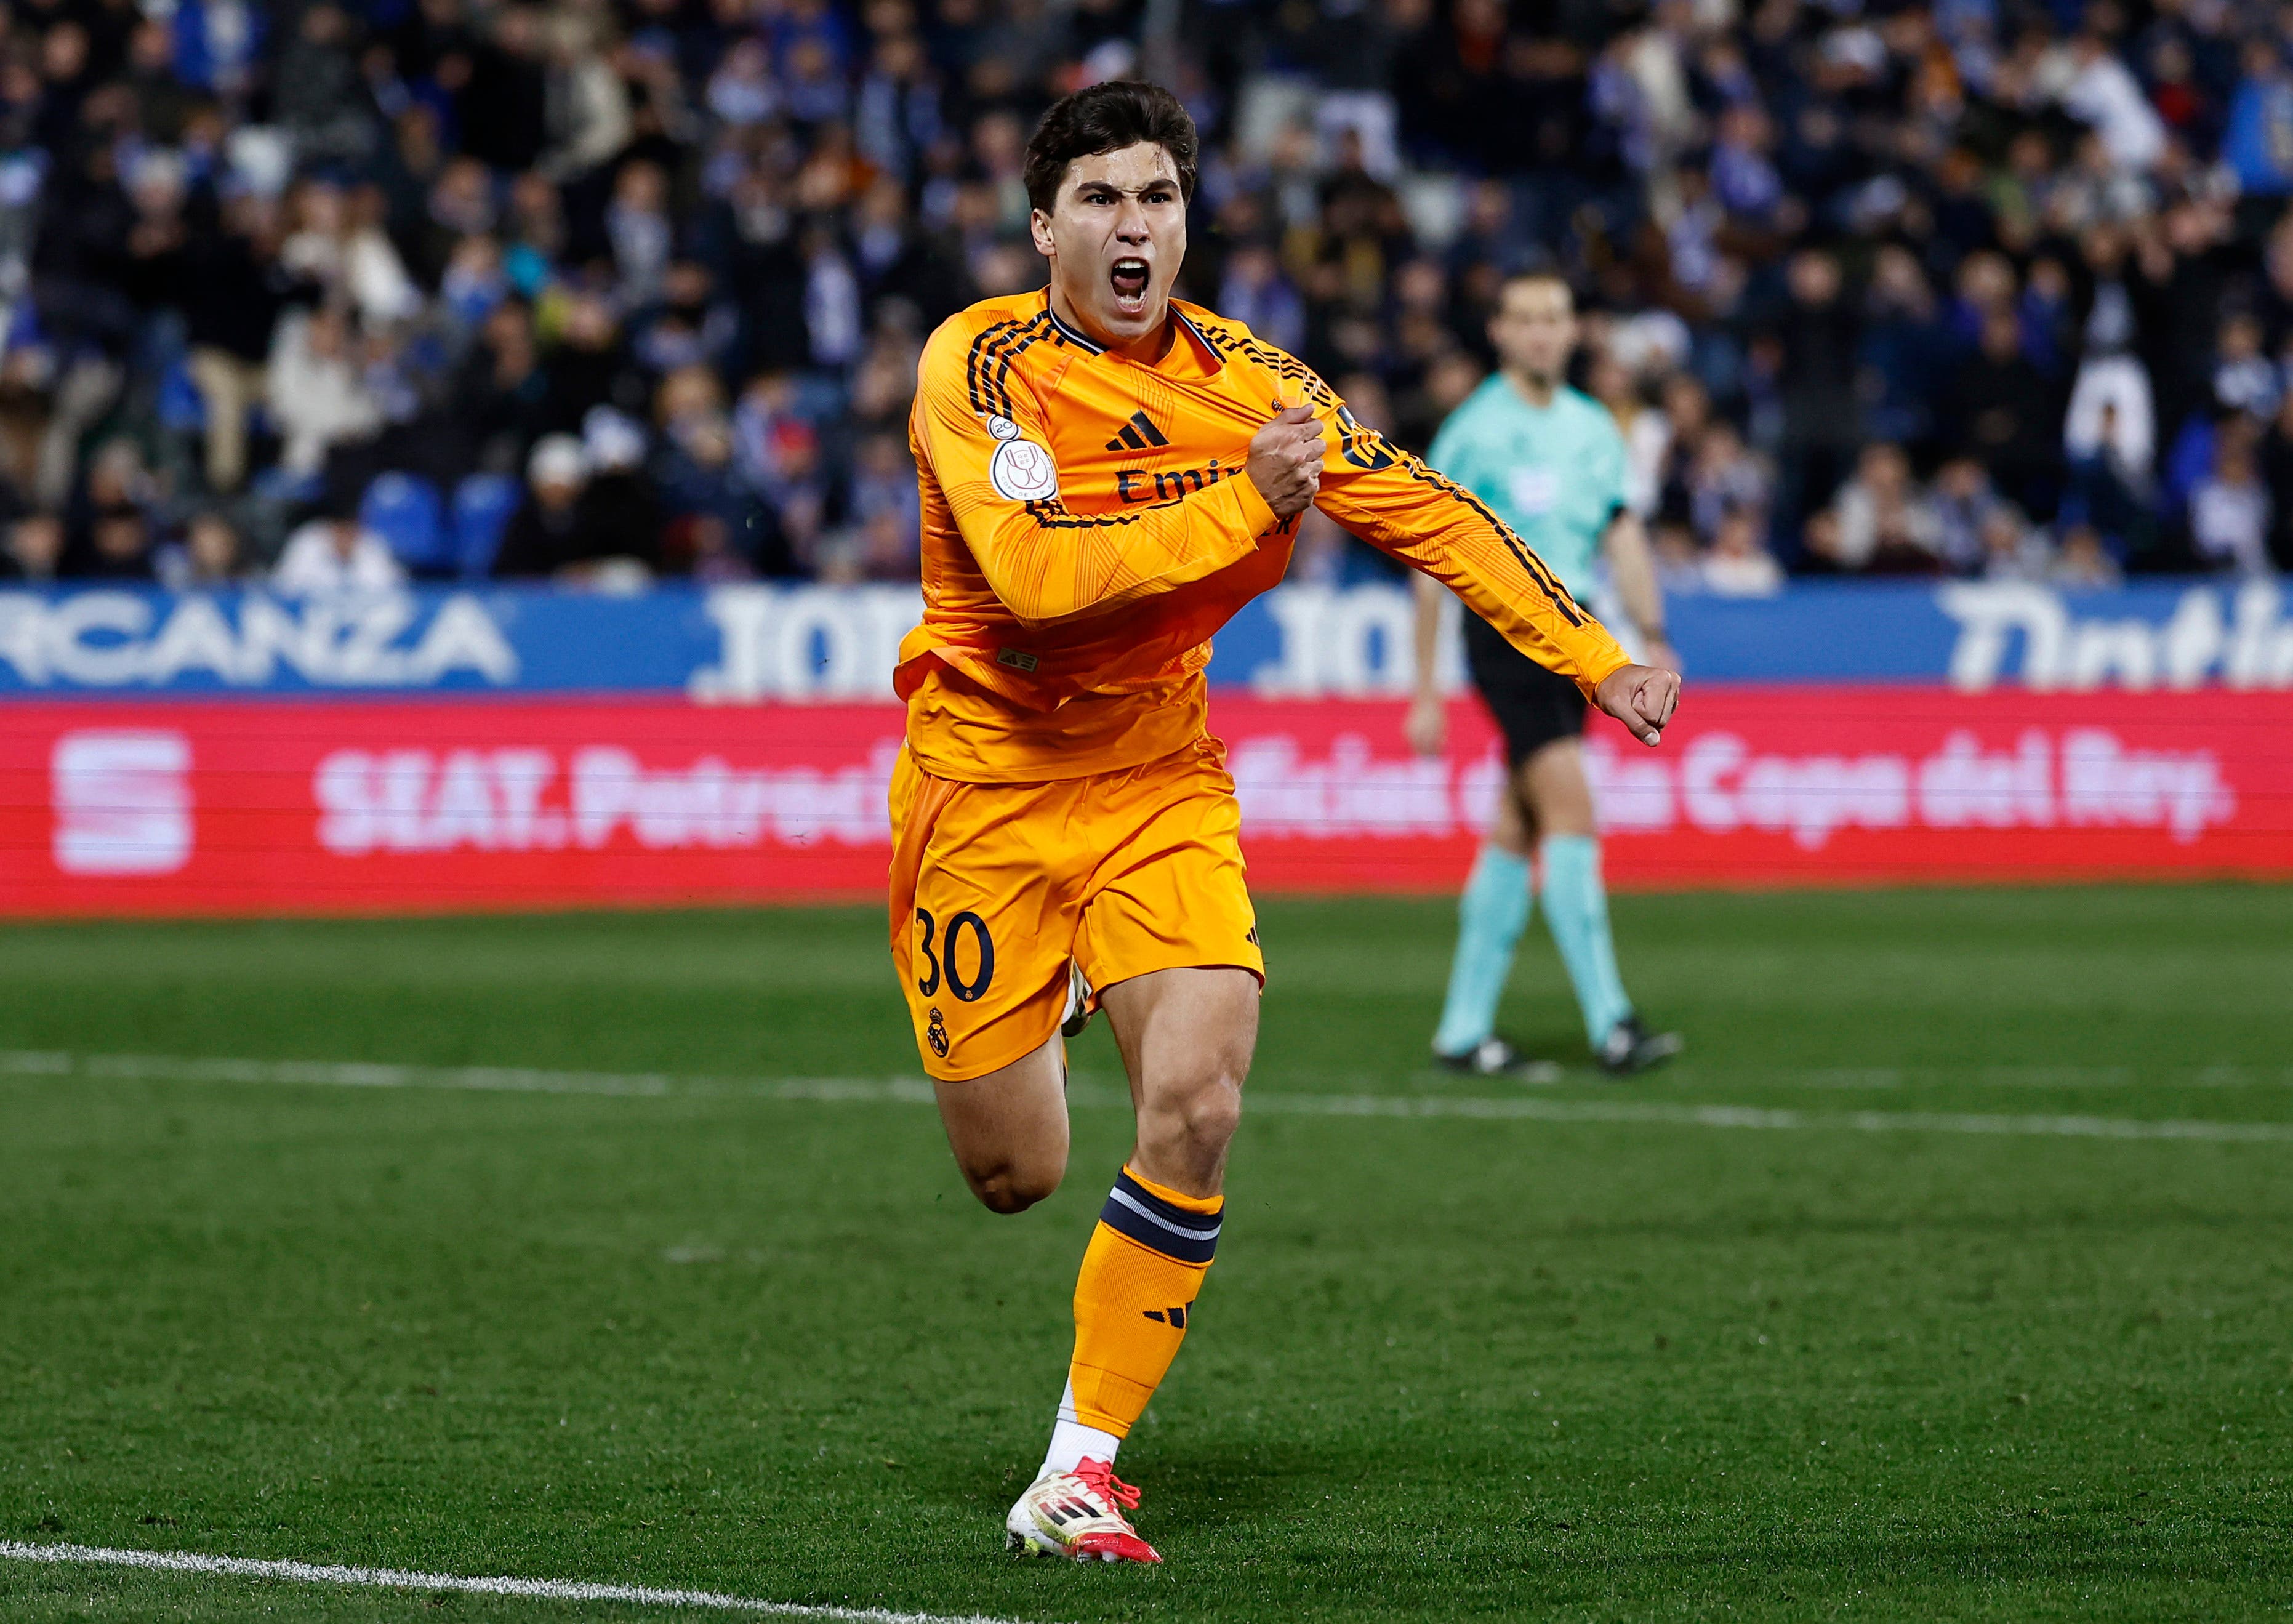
top-left (451, 474), bottom-right (521, 579)
top-left (360, 472), bottom-right (450, 576)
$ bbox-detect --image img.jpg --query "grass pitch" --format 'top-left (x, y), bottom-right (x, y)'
top-left (2, 885), bottom-right (2289, 1622)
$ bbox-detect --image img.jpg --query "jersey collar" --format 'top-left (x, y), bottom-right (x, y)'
top-left (1043, 292), bottom-right (1221, 377)
top-left (1044, 296), bottom-right (1106, 355)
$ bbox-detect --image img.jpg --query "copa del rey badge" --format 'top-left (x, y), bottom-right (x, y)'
top-left (985, 414), bottom-right (1059, 502)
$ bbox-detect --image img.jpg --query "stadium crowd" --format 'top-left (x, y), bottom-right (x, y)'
top-left (4, 0), bottom-right (2293, 593)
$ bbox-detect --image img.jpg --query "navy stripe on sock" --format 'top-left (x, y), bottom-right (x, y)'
top-left (1098, 1169), bottom-right (1221, 1264)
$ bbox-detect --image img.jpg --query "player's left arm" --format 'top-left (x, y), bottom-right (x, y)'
top-left (1304, 383), bottom-right (1681, 746)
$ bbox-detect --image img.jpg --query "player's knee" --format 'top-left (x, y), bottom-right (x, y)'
top-left (1170, 1066), bottom-right (1245, 1155)
top-left (966, 1156), bottom-right (1064, 1215)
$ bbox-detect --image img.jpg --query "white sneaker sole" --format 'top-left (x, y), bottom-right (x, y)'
top-left (1004, 1528), bottom-right (1136, 1562)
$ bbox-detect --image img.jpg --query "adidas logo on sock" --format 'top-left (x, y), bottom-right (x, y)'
top-left (1104, 411), bottom-right (1171, 452)
top-left (1141, 1304), bottom-right (1189, 1328)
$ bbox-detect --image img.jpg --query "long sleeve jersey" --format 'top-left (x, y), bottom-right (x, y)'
top-left (898, 290), bottom-right (1631, 782)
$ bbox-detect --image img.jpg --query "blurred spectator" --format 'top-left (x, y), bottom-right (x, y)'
top-left (1831, 444), bottom-right (1943, 575)
top-left (274, 4), bottom-right (376, 170)
top-left (1218, 242), bottom-right (1305, 356)
top-left (1702, 507), bottom-right (1784, 597)
top-left (497, 428), bottom-right (659, 584)
top-left (1932, 459), bottom-right (2006, 576)
top-left (2065, 31), bottom-right (2167, 174)
top-left (608, 160), bottom-right (675, 309)
top-left (1948, 312), bottom-right (2063, 518)
top-left (183, 197), bottom-right (312, 494)
top-left (1684, 420), bottom-right (1769, 548)
top-left (2262, 391), bottom-right (2293, 570)
top-left (460, 6), bottom-right (549, 175)
top-left (495, 433), bottom-right (593, 579)
top-left (1858, 246), bottom-right (1945, 449)
top-left (0, 0), bottom-right (2286, 595)
top-left (541, 292), bottom-right (648, 437)
top-left (274, 509), bottom-right (405, 595)
top-left (155, 512), bottom-right (251, 591)
top-left (268, 306), bottom-right (383, 478)
top-left (1981, 507), bottom-right (2055, 583)
top-left (1770, 249), bottom-right (1862, 547)
top-left (2189, 419), bottom-right (2273, 574)
top-left (2065, 352), bottom-right (2156, 486)
top-left (2061, 400), bottom-right (2155, 564)
top-left (1, 513), bottom-right (64, 582)
top-left (2211, 314), bottom-right (2279, 417)
top-left (2222, 40), bottom-right (2293, 198)
top-left (1588, 349), bottom-right (1666, 520)
top-left (840, 430), bottom-right (920, 582)
top-left (2054, 523), bottom-right (2126, 587)
top-left (654, 366), bottom-right (790, 577)
top-left (281, 179), bottom-right (420, 326)
top-left (635, 263), bottom-right (737, 377)
top-left (576, 408), bottom-right (664, 579)
top-left (454, 299), bottom-right (552, 475)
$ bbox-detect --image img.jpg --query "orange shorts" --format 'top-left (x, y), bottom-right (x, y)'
top-left (887, 739), bottom-right (1264, 1081)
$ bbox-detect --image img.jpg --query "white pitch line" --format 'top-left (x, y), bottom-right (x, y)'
top-left (0, 1050), bottom-right (677, 1096)
top-left (0, 1540), bottom-right (1048, 1624)
top-left (8, 1048), bottom-right (2292, 1144)
top-left (1213, 1088), bottom-right (2293, 1143)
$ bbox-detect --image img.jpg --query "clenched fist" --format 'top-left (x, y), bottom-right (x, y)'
top-left (1244, 403), bottom-right (1325, 520)
top-left (1594, 662), bottom-right (1682, 747)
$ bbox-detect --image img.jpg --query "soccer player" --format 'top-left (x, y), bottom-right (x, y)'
top-left (892, 83), bottom-right (1680, 1563)
top-left (1407, 272), bottom-right (1684, 1079)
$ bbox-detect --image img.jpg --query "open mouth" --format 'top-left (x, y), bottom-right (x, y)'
top-left (1109, 257), bottom-right (1151, 314)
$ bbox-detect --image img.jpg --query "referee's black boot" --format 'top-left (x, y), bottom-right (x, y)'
top-left (1434, 1037), bottom-right (1559, 1085)
top-left (1597, 1016), bottom-right (1683, 1076)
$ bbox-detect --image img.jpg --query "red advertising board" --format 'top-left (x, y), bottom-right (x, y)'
top-left (0, 688), bottom-right (2287, 916)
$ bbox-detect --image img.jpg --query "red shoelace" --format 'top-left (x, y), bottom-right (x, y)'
top-left (1072, 1458), bottom-right (1141, 1512)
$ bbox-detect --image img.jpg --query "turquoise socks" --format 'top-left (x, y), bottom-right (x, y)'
top-left (1432, 845), bottom-right (1533, 1056)
top-left (1436, 837), bottom-right (1635, 1056)
top-left (1540, 834), bottom-right (1632, 1047)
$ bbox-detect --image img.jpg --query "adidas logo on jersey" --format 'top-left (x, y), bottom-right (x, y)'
top-left (1104, 411), bottom-right (1171, 452)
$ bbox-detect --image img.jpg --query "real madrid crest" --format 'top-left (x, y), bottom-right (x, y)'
top-left (984, 414), bottom-right (1059, 503)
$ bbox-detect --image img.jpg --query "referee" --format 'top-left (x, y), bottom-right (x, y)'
top-left (1407, 271), bottom-right (1682, 1077)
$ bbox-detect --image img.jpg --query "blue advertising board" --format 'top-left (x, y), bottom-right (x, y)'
top-left (0, 577), bottom-right (2285, 699)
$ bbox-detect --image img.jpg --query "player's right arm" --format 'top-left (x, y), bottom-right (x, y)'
top-left (913, 321), bottom-right (1307, 629)
top-left (1300, 371), bottom-right (1679, 744)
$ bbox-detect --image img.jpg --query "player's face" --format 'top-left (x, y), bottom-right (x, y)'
top-left (1491, 281), bottom-right (1576, 385)
top-left (1032, 142), bottom-right (1187, 347)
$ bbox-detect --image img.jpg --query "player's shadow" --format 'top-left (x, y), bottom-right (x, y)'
top-left (1105, 1437), bottom-right (1360, 1527)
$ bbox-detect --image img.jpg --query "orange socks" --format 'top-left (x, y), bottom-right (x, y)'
top-left (1057, 1165), bottom-right (1222, 1455)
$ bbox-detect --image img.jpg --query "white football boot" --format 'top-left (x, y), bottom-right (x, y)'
top-left (1059, 962), bottom-right (1094, 1039)
top-left (1004, 1457), bottom-right (1161, 1563)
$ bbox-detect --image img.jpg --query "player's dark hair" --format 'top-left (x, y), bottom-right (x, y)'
top-left (1024, 81), bottom-right (1199, 216)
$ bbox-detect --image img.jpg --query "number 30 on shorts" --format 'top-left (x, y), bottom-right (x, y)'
top-left (914, 908), bottom-right (995, 1002)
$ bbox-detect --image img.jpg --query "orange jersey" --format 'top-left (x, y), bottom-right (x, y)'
top-left (898, 289), bottom-right (1631, 782)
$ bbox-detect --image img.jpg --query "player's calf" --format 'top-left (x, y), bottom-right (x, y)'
top-left (1134, 1068), bottom-right (1243, 1191)
top-left (1102, 967), bottom-right (1258, 1196)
